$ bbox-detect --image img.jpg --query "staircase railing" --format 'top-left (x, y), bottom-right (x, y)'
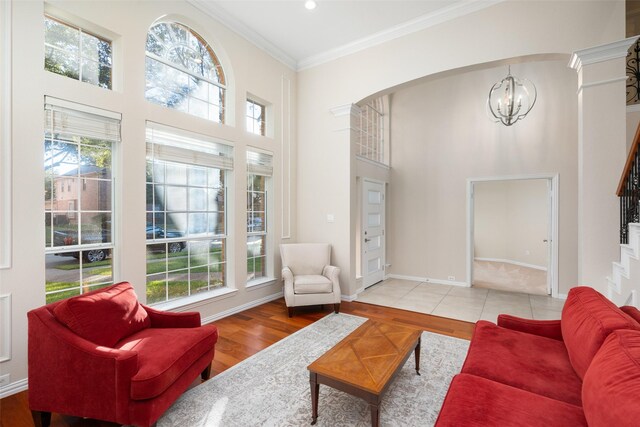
top-left (617, 123), bottom-right (640, 243)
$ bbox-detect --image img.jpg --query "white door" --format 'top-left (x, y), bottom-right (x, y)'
top-left (362, 180), bottom-right (385, 288)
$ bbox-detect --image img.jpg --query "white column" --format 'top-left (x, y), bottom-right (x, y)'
top-left (327, 103), bottom-right (360, 299)
top-left (570, 37), bottom-right (638, 294)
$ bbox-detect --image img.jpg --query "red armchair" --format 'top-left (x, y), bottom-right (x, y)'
top-left (27, 282), bottom-right (218, 427)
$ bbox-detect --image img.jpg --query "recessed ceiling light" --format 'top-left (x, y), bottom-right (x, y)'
top-left (305, 0), bottom-right (317, 10)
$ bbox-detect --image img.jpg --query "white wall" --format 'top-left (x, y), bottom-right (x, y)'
top-left (0, 0), bottom-right (296, 392)
top-left (627, 109), bottom-right (640, 151)
top-left (297, 0), bottom-right (624, 296)
top-left (387, 60), bottom-right (577, 291)
top-left (474, 179), bottom-right (549, 268)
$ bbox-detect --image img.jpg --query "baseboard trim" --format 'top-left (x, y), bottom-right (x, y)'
top-left (201, 291), bottom-right (284, 325)
top-left (387, 274), bottom-right (469, 287)
top-left (341, 293), bottom-right (359, 302)
top-left (0, 377), bottom-right (27, 399)
top-left (474, 257), bottom-right (547, 271)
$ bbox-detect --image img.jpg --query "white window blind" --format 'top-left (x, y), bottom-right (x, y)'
top-left (246, 149), bottom-right (273, 176)
top-left (146, 123), bottom-right (233, 170)
top-left (44, 97), bottom-right (121, 142)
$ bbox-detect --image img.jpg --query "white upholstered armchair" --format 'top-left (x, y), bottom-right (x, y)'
top-left (280, 243), bottom-right (341, 317)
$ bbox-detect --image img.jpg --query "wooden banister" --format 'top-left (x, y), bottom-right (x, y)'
top-left (617, 121), bottom-right (640, 196)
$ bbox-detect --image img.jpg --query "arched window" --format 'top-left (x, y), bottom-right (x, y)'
top-left (145, 22), bottom-right (226, 123)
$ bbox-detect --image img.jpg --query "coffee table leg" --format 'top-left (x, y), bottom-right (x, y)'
top-left (415, 336), bottom-right (421, 375)
top-left (310, 372), bottom-right (319, 425)
top-left (370, 402), bottom-right (380, 427)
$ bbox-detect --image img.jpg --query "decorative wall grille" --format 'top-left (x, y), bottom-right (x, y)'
top-left (628, 39), bottom-right (640, 105)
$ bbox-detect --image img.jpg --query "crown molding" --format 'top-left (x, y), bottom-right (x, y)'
top-left (189, 0), bottom-right (504, 72)
top-left (330, 104), bottom-right (360, 118)
top-left (297, 0), bottom-right (505, 71)
top-left (187, 0), bottom-right (297, 70)
top-left (569, 36), bottom-right (639, 72)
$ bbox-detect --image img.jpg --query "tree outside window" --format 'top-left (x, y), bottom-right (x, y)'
top-left (44, 15), bottom-right (112, 89)
top-left (145, 22), bottom-right (226, 123)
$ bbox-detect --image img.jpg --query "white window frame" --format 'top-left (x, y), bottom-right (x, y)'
top-left (357, 98), bottom-right (386, 165)
top-left (145, 22), bottom-right (227, 124)
top-left (145, 123), bottom-right (234, 306)
top-left (246, 149), bottom-right (273, 286)
top-left (44, 14), bottom-right (113, 89)
top-left (44, 97), bottom-right (121, 303)
top-left (246, 98), bottom-right (266, 136)
top-left (0, 0), bottom-right (12, 269)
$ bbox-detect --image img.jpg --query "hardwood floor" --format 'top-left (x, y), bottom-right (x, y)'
top-left (0, 298), bottom-right (474, 427)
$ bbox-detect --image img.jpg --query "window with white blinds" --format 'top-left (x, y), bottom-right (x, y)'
top-left (145, 123), bottom-right (233, 304)
top-left (44, 98), bottom-right (120, 303)
top-left (246, 149), bottom-right (272, 283)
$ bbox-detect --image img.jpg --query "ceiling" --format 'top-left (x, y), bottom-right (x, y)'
top-left (195, 0), bottom-right (502, 70)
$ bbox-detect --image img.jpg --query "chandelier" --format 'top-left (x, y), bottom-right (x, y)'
top-left (487, 66), bottom-right (537, 126)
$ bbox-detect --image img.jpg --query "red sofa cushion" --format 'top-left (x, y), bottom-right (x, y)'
top-left (461, 321), bottom-right (582, 405)
top-left (53, 282), bottom-right (150, 347)
top-left (561, 286), bottom-right (640, 379)
top-left (582, 330), bottom-right (640, 427)
top-left (117, 324), bottom-right (218, 400)
top-left (620, 305), bottom-right (640, 324)
top-left (434, 374), bottom-right (587, 427)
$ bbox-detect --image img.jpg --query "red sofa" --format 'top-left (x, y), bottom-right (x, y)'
top-left (28, 282), bottom-right (219, 427)
top-left (435, 286), bottom-right (640, 427)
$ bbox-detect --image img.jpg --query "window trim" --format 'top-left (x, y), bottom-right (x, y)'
top-left (0, 0), bottom-right (11, 269)
top-left (145, 123), bottom-right (235, 305)
top-left (145, 21), bottom-right (227, 124)
top-left (44, 99), bottom-right (120, 302)
top-left (246, 98), bottom-right (266, 136)
top-left (246, 148), bottom-right (273, 284)
top-left (44, 14), bottom-right (114, 90)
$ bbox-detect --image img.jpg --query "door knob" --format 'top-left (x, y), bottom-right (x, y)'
top-left (364, 238), bottom-right (371, 243)
top-left (543, 239), bottom-right (549, 243)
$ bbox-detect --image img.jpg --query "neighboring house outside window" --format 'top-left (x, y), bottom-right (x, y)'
top-left (145, 124), bottom-right (233, 305)
top-left (145, 22), bottom-right (226, 123)
top-left (246, 150), bottom-right (273, 283)
top-left (44, 99), bottom-right (121, 303)
top-left (246, 98), bottom-right (265, 136)
top-left (44, 15), bottom-right (112, 89)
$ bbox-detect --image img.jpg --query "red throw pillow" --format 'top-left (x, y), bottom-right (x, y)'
top-left (53, 282), bottom-right (150, 347)
top-left (561, 286), bottom-right (640, 379)
top-left (582, 330), bottom-right (640, 427)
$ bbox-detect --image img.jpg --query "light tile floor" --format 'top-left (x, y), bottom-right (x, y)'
top-left (356, 278), bottom-right (565, 323)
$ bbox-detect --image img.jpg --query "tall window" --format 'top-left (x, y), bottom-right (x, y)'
top-left (146, 124), bottom-right (233, 304)
top-left (44, 99), bottom-right (120, 303)
top-left (246, 99), bottom-right (265, 136)
top-left (145, 22), bottom-right (226, 123)
top-left (44, 15), bottom-right (112, 89)
top-left (246, 150), bottom-right (272, 282)
top-left (357, 98), bottom-right (385, 164)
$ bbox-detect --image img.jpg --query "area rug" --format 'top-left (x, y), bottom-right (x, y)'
top-left (158, 313), bottom-right (470, 427)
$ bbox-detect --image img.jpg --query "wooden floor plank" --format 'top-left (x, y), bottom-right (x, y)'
top-left (0, 298), bottom-right (473, 427)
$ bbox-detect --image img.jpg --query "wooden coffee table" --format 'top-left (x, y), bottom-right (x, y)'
top-left (307, 319), bottom-right (422, 426)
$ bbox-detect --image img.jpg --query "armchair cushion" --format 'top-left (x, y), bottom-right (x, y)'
top-left (53, 282), bottom-right (150, 347)
top-left (117, 325), bottom-right (219, 400)
top-left (280, 243), bottom-right (331, 275)
top-left (294, 275), bottom-right (333, 294)
top-left (561, 286), bottom-right (640, 379)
